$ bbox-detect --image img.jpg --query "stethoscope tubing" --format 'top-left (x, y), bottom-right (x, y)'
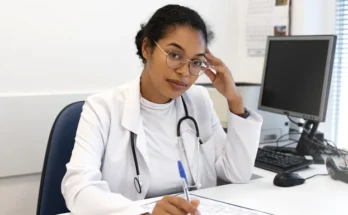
top-left (131, 96), bottom-right (201, 194)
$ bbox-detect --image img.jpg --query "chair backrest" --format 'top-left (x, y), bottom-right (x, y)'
top-left (37, 101), bottom-right (84, 215)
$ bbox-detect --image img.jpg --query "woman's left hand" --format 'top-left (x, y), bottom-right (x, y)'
top-left (204, 49), bottom-right (245, 114)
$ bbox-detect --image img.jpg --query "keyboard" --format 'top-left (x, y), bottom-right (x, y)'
top-left (255, 148), bottom-right (314, 173)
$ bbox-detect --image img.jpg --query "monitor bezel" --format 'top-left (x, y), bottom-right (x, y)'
top-left (258, 35), bottom-right (337, 122)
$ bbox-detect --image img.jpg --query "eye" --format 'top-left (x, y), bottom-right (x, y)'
top-left (192, 60), bottom-right (203, 67)
top-left (168, 52), bottom-right (183, 60)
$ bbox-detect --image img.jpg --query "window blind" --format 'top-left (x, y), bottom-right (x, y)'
top-left (333, 0), bottom-right (348, 148)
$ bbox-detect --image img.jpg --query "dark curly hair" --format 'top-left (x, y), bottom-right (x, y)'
top-left (135, 4), bottom-right (214, 64)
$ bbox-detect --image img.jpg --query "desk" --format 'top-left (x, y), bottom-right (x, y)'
top-left (196, 165), bottom-right (348, 215)
top-left (58, 164), bottom-right (348, 215)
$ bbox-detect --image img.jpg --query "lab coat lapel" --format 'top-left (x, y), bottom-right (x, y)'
top-left (121, 77), bottom-right (150, 183)
top-left (175, 93), bottom-right (199, 185)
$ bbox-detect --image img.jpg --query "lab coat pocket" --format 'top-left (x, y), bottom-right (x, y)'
top-left (199, 135), bottom-right (217, 188)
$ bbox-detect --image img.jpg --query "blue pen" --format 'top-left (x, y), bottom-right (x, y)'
top-left (177, 160), bottom-right (191, 202)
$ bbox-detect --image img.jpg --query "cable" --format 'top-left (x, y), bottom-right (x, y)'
top-left (323, 140), bottom-right (341, 155)
top-left (276, 132), bottom-right (301, 148)
top-left (305, 174), bottom-right (329, 180)
top-left (285, 113), bottom-right (314, 135)
top-left (278, 115), bottom-right (347, 168)
top-left (278, 141), bottom-right (298, 148)
top-left (324, 139), bottom-right (348, 155)
top-left (286, 115), bottom-right (304, 127)
top-left (325, 139), bottom-right (347, 167)
top-left (323, 139), bottom-right (348, 168)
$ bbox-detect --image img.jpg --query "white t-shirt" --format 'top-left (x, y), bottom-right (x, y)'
top-left (140, 96), bottom-right (193, 198)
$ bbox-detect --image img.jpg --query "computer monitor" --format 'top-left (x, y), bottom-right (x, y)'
top-left (258, 35), bottom-right (337, 164)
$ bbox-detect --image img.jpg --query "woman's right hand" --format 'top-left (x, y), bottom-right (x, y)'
top-left (151, 196), bottom-right (200, 215)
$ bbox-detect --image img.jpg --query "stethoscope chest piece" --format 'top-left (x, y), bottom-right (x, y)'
top-left (134, 176), bottom-right (143, 194)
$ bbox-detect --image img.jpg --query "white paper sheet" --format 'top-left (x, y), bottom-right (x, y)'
top-left (246, 0), bottom-right (290, 56)
top-left (141, 194), bottom-right (272, 215)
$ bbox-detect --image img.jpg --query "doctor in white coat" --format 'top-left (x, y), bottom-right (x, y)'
top-left (62, 4), bottom-right (263, 215)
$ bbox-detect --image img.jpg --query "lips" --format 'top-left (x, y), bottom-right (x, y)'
top-left (167, 79), bottom-right (188, 91)
top-left (167, 79), bottom-right (188, 87)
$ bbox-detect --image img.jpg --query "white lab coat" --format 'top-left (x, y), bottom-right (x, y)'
top-left (61, 77), bottom-right (263, 215)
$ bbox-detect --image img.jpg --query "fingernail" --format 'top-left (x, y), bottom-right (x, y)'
top-left (195, 210), bottom-right (201, 215)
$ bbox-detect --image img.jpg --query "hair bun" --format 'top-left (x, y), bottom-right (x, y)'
top-left (135, 24), bottom-right (146, 61)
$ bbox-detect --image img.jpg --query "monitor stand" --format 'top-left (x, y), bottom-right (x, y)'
top-left (264, 120), bottom-right (325, 164)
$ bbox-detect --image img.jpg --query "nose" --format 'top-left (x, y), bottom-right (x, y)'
top-left (175, 62), bottom-right (190, 77)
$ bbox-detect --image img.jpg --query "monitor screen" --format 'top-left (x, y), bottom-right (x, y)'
top-left (259, 37), bottom-right (335, 121)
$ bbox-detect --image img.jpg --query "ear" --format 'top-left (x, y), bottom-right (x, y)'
top-left (141, 37), bottom-right (152, 60)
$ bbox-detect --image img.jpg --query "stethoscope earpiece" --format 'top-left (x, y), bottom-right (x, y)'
top-left (197, 182), bottom-right (202, 189)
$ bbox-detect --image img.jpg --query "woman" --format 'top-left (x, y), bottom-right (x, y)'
top-left (62, 4), bottom-right (262, 215)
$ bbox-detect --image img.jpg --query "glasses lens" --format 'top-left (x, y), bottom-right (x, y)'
top-left (189, 60), bottom-right (207, 76)
top-left (166, 52), bottom-right (184, 69)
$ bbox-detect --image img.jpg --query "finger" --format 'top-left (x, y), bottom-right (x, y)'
top-left (211, 65), bottom-right (226, 73)
top-left (191, 199), bottom-right (201, 215)
top-left (191, 199), bottom-right (200, 208)
top-left (205, 49), bottom-right (223, 66)
top-left (153, 210), bottom-right (171, 215)
top-left (205, 48), bottom-right (214, 57)
top-left (205, 53), bottom-right (223, 66)
top-left (164, 196), bottom-right (197, 214)
top-left (204, 68), bottom-right (216, 82)
top-left (155, 200), bottom-right (184, 215)
top-left (154, 211), bottom-right (171, 215)
top-left (204, 64), bottom-right (227, 77)
top-left (163, 203), bottom-right (186, 215)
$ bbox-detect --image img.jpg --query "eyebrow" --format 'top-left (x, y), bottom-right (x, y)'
top-left (167, 42), bottom-right (205, 57)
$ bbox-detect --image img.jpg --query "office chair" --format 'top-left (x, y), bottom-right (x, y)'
top-left (37, 101), bottom-right (84, 215)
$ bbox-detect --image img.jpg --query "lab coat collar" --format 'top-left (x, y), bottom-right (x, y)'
top-left (121, 76), bottom-right (142, 134)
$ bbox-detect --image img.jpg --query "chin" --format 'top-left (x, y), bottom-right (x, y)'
top-left (163, 81), bottom-right (190, 99)
top-left (162, 89), bottom-right (186, 100)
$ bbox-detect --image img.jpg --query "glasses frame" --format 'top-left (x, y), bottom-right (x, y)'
top-left (153, 40), bottom-right (209, 76)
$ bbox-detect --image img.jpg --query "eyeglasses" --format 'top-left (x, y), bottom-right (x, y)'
top-left (154, 41), bottom-right (210, 76)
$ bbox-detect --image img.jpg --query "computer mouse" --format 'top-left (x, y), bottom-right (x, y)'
top-left (273, 172), bottom-right (306, 187)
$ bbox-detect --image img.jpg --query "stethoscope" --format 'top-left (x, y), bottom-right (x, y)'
top-left (130, 96), bottom-right (202, 194)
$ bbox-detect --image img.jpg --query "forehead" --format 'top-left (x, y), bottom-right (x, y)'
top-left (158, 26), bottom-right (206, 55)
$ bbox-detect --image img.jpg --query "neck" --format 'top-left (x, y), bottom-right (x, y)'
top-left (140, 69), bottom-right (171, 104)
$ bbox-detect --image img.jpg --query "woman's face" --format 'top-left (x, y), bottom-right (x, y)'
top-left (143, 26), bottom-right (206, 99)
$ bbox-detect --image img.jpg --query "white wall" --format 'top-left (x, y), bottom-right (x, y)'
top-left (0, 0), bottom-right (240, 95)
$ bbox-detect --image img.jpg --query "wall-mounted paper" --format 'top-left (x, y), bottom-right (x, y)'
top-left (246, 0), bottom-right (291, 56)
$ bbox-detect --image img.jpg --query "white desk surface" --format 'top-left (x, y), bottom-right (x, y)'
top-left (59, 164), bottom-right (348, 215)
top-left (196, 165), bottom-right (348, 215)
